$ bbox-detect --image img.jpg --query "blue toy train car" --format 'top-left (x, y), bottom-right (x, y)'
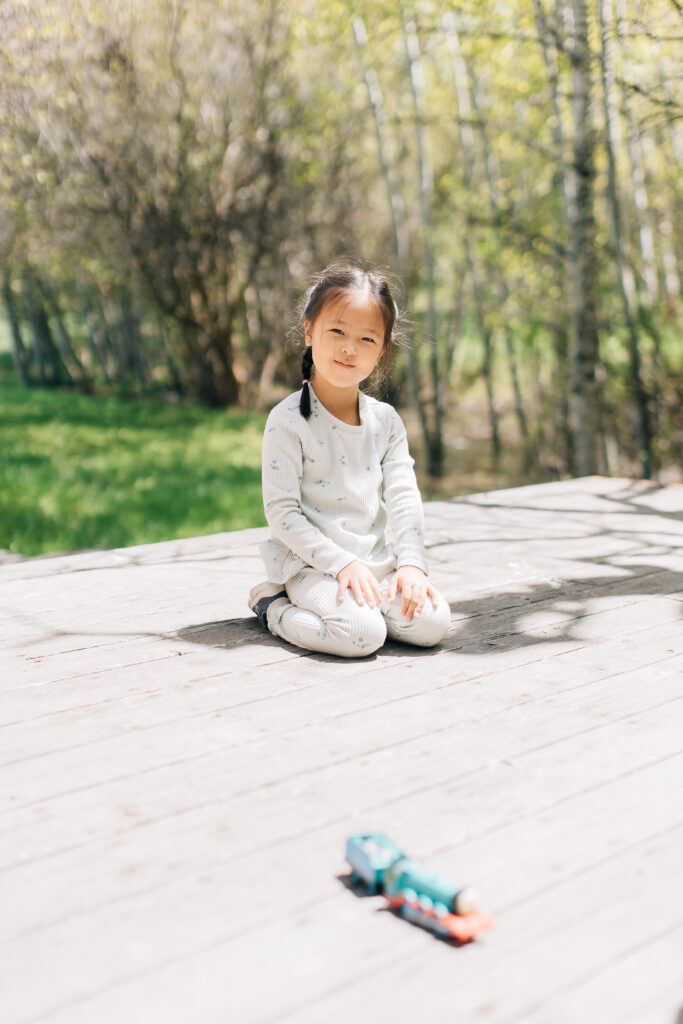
top-left (345, 833), bottom-right (494, 942)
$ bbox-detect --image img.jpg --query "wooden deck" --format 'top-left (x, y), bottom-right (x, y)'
top-left (1, 476), bottom-right (682, 1024)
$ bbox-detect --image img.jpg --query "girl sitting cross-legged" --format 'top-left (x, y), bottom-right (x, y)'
top-left (248, 260), bottom-right (451, 658)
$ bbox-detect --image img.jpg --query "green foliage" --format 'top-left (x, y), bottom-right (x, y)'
top-left (0, 0), bottom-right (680, 484)
top-left (0, 374), bottom-right (266, 556)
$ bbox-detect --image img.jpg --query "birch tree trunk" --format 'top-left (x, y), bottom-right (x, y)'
top-left (352, 13), bottom-right (429, 442)
top-left (352, 17), bottom-right (406, 276)
top-left (442, 11), bottom-right (501, 458)
top-left (567, 0), bottom-right (602, 476)
top-left (467, 61), bottom-right (532, 461)
top-left (533, 0), bottom-right (574, 471)
top-left (615, 1), bottom-right (680, 311)
top-left (403, 8), bottom-right (444, 476)
top-left (598, 0), bottom-right (653, 477)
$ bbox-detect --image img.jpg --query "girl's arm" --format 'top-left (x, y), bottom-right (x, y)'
top-left (382, 411), bottom-right (440, 620)
top-left (381, 411), bottom-right (428, 574)
top-left (262, 415), bottom-right (358, 579)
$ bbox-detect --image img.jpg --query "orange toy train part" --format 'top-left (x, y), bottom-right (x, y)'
top-left (346, 833), bottom-right (495, 942)
top-left (386, 893), bottom-right (494, 942)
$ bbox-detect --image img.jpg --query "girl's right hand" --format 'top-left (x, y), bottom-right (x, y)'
top-left (337, 560), bottom-right (382, 608)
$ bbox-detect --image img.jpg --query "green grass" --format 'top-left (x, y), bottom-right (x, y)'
top-left (0, 371), bottom-right (267, 557)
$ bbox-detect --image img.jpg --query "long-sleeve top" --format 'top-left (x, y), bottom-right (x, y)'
top-left (259, 388), bottom-right (427, 584)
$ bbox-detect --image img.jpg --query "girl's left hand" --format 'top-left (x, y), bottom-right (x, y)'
top-left (387, 566), bottom-right (440, 621)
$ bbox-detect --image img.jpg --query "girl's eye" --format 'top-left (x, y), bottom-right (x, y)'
top-left (363, 337), bottom-right (377, 344)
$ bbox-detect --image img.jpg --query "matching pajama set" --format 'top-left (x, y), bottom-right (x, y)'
top-left (258, 389), bottom-right (451, 657)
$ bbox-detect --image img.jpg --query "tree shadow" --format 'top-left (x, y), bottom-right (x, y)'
top-left (173, 558), bottom-right (683, 661)
top-left (440, 561), bottom-right (683, 656)
top-left (9, 557), bottom-right (681, 664)
top-left (9, 479), bottom-right (682, 663)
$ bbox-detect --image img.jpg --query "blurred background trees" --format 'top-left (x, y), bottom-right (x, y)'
top-left (1, 0), bottom-right (681, 481)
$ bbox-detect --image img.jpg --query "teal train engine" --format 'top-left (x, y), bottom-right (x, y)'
top-left (345, 833), bottom-right (494, 942)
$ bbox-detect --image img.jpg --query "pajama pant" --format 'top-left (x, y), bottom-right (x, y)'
top-left (266, 566), bottom-right (451, 658)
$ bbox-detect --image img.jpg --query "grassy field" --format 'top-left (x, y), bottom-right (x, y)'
top-left (0, 349), bottom-right (557, 558)
top-left (0, 369), bottom-right (267, 557)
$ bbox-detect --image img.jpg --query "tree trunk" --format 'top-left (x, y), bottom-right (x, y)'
top-left (354, 17), bottom-right (428, 449)
top-left (191, 343), bottom-right (223, 407)
top-left (2, 277), bottom-right (31, 385)
top-left (454, 24), bottom-right (535, 465)
top-left (85, 308), bottom-right (113, 385)
top-left (157, 322), bottom-right (185, 396)
top-left (533, 0), bottom-right (574, 472)
top-left (470, 258), bottom-right (501, 458)
top-left (35, 278), bottom-right (88, 384)
top-left (25, 288), bottom-right (67, 386)
top-left (403, 8), bottom-right (444, 476)
top-left (443, 12), bottom-right (501, 458)
top-left (352, 16), bottom-right (407, 274)
top-left (567, 0), bottom-right (602, 476)
top-left (598, 0), bottom-right (653, 477)
top-left (120, 291), bottom-right (147, 392)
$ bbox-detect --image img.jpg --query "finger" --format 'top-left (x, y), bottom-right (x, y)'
top-left (426, 582), bottom-right (439, 608)
top-left (400, 584), bottom-right (413, 618)
top-left (351, 580), bottom-right (365, 606)
top-left (337, 578), bottom-right (346, 603)
top-left (414, 591), bottom-right (426, 617)
top-left (361, 578), bottom-right (376, 607)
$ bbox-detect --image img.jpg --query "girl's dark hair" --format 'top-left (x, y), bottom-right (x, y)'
top-left (295, 260), bottom-right (404, 418)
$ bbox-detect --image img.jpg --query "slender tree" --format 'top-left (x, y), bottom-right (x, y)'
top-left (598, 0), bottom-right (653, 476)
top-left (442, 11), bottom-right (501, 459)
top-left (566, 0), bottom-right (602, 475)
top-left (402, 7), bottom-right (445, 476)
top-left (532, 0), bottom-right (574, 470)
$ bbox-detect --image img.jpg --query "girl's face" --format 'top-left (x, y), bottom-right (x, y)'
top-left (304, 291), bottom-right (386, 396)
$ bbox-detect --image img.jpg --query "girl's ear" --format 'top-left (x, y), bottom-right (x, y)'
top-left (304, 320), bottom-right (312, 346)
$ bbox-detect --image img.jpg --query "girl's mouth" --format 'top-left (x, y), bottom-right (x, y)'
top-left (335, 360), bottom-right (355, 369)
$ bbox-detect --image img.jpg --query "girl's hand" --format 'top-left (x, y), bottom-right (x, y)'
top-left (387, 565), bottom-right (439, 621)
top-left (337, 560), bottom-right (382, 608)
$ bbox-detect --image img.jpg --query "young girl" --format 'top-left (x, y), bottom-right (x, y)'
top-left (248, 261), bottom-right (451, 658)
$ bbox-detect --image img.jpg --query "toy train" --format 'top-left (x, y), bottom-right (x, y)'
top-left (345, 833), bottom-right (494, 942)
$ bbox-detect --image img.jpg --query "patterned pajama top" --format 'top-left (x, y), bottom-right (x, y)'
top-left (259, 389), bottom-right (427, 585)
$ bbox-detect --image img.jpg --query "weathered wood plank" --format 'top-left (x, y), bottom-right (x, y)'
top-left (2, 716), bottom-right (681, 1022)
top-left (2, 583), bottom-right (681, 759)
top-left (1, 478), bottom-right (681, 1024)
top-left (271, 833), bottom-right (683, 1024)
top-left (2, 688), bottom-right (679, 966)
top-left (2, 639), bottom-right (680, 848)
top-left (3, 729), bottom-right (681, 948)
top-left (11, 826), bottom-right (680, 1024)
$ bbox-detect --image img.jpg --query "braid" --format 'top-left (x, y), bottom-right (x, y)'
top-left (299, 346), bottom-right (314, 418)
